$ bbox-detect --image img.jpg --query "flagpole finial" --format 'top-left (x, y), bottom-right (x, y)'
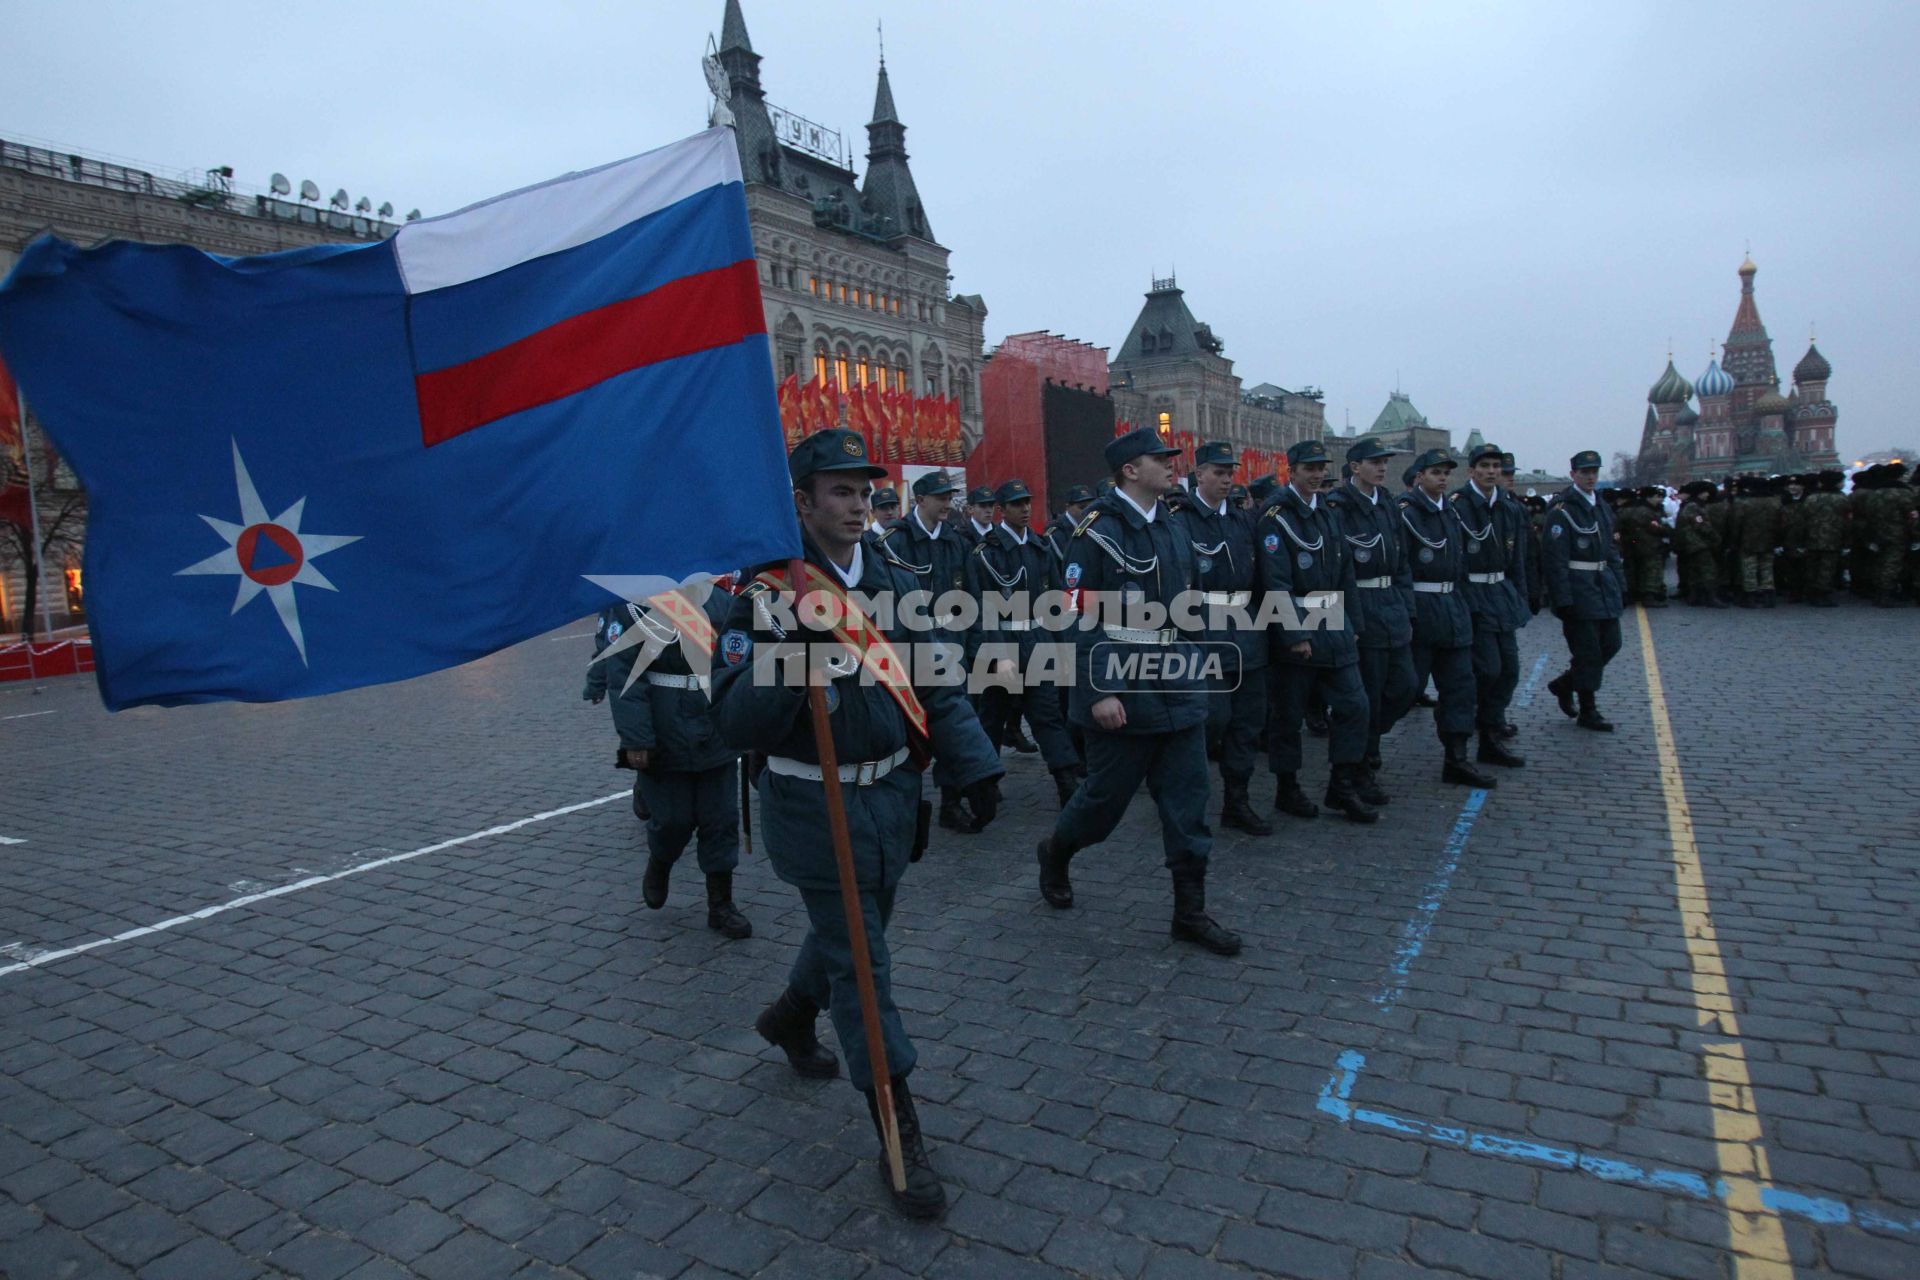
top-left (877, 18), bottom-right (885, 67)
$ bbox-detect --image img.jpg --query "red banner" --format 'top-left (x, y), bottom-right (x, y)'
top-left (0, 355), bottom-right (28, 530)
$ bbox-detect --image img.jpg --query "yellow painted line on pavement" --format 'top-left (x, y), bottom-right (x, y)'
top-left (1637, 606), bottom-right (1792, 1278)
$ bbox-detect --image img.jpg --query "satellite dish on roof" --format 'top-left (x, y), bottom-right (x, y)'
top-left (269, 173), bottom-right (291, 196)
top-left (377, 201), bottom-right (393, 218)
top-left (354, 196), bottom-right (372, 214)
top-left (299, 179), bottom-right (320, 202)
top-left (329, 188), bottom-right (350, 210)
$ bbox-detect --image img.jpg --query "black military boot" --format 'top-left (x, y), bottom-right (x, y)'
top-left (864, 1076), bottom-right (946, 1219)
top-left (1051, 767), bottom-right (1081, 808)
top-left (1576, 691), bottom-right (1614, 732)
top-left (1007, 719), bottom-right (1039, 754)
top-left (1547, 672), bottom-right (1577, 718)
top-left (1496, 719), bottom-right (1519, 740)
top-left (1763, 590), bottom-right (1778, 609)
top-left (1476, 731), bottom-right (1525, 768)
top-left (705, 873), bottom-right (752, 940)
top-left (1353, 766), bottom-right (1391, 807)
top-left (1170, 872), bottom-right (1243, 955)
top-left (1273, 774), bottom-right (1319, 820)
top-left (937, 787), bottom-right (979, 834)
top-left (642, 856), bottom-right (671, 909)
top-left (1323, 764), bottom-right (1381, 823)
top-left (1442, 735), bottom-right (1497, 787)
top-left (1037, 837), bottom-right (1075, 909)
top-left (1220, 778), bottom-right (1274, 835)
top-left (755, 987), bottom-right (839, 1078)
top-left (1363, 751), bottom-right (1383, 773)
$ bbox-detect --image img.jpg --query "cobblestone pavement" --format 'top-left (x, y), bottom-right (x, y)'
top-left (1, 602), bottom-right (1915, 1280)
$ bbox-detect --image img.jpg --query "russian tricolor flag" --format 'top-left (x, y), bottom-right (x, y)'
top-left (0, 127), bottom-right (801, 710)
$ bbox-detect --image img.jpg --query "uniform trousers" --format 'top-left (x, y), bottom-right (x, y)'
top-left (1355, 645), bottom-right (1417, 758)
top-left (1205, 664), bottom-right (1269, 786)
top-left (1739, 553), bottom-right (1776, 594)
top-left (1269, 662), bottom-right (1369, 772)
top-left (1559, 617), bottom-right (1623, 693)
top-left (635, 762), bottom-right (739, 873)
top-left (1053, 723), bottom-right (1211, 870)
top-left (1410, 642), bottom-right (1477, 738)
top-left (789, 881), bottom-right (911, 1092)
top-left (1469, 628), bottom-right (1521, 731)
top-left (978, 657), bottom-right (1080, 771)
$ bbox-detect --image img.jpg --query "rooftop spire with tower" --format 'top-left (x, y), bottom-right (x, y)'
top-left (860, 47), bottom-right (929, 240)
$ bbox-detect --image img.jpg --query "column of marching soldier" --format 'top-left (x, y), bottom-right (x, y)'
top-left (1588, 464), bottom-right (1920, 611)
top-left (578, 426), bottom-right (1646, 1221)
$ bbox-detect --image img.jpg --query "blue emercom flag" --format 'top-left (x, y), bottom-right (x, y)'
top-left (0, 127), bottom-right (799, 711)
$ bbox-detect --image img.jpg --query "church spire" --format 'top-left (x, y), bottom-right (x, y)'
top-left (861, 53), bottom-right (930, 241)
top-left (720, 0), bottom-right (752, 53)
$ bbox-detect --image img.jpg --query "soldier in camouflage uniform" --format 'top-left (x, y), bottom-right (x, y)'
top-left (1672, 482), bottom-right (1725, 607)
top-left (1729, 475), bottom-right (1781, 607)
top-left (1777, 476), bottom-right (1808, 601)
top-left (1789, 472), bottom-right (1838, 606)
top-left (1855, 463), bottom-right (1920, 606)
top-left (1617, 486), bottom-right (1671, 606)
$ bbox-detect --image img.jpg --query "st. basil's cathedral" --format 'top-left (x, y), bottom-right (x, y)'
top-left (1635, 257), bottom-right (1839, 485)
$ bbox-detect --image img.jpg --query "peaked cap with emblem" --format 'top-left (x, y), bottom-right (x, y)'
top-left (1413, 448), bottom-right (1456, 472)
top-left (1105, 426), bottom-right (1181, 471)
top-left (1344, 436), bottom-right (1397, 463)
top-left (1193, 439), bottom-right (1236, 468)
top-left (1468, 441), bottom-right (1504, 466)
top-left (1287, 438), bottom-right (1332, 466)
top-left (789, 428), bottom-right (887, 482)
top-left (911, 469), bottom-right (963, 498)
top-left (966, 485), bottom-right (995, 507)
top-left (994, 478), bottom-right (1032, 505)
top-left (872, 487), bottom-right (900, 509)
top-left (1569, 449), bottom-right (1604, 471)
top-left (1064, 483), bottom-right (1096, 505)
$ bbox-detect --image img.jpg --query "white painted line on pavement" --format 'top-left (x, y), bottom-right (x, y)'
top-left (547, 632), bottom-right (595, 641)
top-left (0, 710), bottom-right (57, 722)
top-left (0, 790), bottom-right (629, 980)
top-left (0, 836), bottom-right (24, 846)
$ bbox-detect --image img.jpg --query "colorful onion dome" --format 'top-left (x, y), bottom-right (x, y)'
top-left (1648, 360), bottom-right (1694, 406)
top-left (1793, 343), bottom-right (1831, 384)
top-left (1696, 359), bottom-right (1735, 398)
top-left (1752, 389), bottom-right (1790, 417)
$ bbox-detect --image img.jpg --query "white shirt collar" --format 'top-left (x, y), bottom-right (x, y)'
top-left (1574, 486), bottom-right (1598, 506)
top-left (1289, 484), bottom-right (1318, 511)
top-left (1005, 524), bottom-right (1029, 545)
top-left (1353, 482), bottom-right (1380, 505)
top-left (1423, 489), bottom-right (1446, 511)
top-left (913, 509), bottom-right (941, 539)
top-left (829, 541), bottom-right (863, 589)
top-left (1114, 486), bottom-right (1159, 524)
top-left (1473, 481), bottom-right (1499, 504)
top-left (971, 518), bottom-right (993, 537)
top-left (1210, 496), bottom-right (1229, 517)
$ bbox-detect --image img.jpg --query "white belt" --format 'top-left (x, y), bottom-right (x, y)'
top-left (766, 746), bottom-right (909, 787)
top-left (1199, 590), bottom-right (1251, 607)
top-left (1102, 624), bottom-right (1178, 645)
top-left (1354, 576), bottom-right (1393, 589)
top-left (1569, 560), bottom-right (1606, 572)
top-left (1294, 592), bottom-right (1340, 610)
top-left (1413, 581), bottom-right (1454, 594)
top-left (1466, 571), bottom-right (1506, 585)
top-left (992, 619), bottom-right (1038, 632)
top-left (644, 672), bottom-right (709, 690)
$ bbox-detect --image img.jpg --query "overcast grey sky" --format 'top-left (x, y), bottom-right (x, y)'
top-left (6, 0), bottom-right (1916, 471)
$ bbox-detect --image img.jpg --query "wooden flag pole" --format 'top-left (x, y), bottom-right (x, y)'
top-left (788, 557), bottom-right (906, 1193)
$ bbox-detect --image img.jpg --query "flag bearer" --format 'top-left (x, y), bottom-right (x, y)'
top-left (713, 428), bottom-right (1003, 1220)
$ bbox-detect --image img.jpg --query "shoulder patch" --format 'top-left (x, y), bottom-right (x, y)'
top-left (1261, 504), bottom-right (1283, 522)
top-left (740, 581), bottom-right (772, 601)
top-left (1073, 509), bottom-right (1101, 537)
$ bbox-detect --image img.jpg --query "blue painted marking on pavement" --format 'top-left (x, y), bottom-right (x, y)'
top-left (1315, 1054), bottom-right (1920, 1236)
top-left (1372, 789), bottom-right (1488, 1011)
top-left (1511, 651), bottom-right (1549, 708)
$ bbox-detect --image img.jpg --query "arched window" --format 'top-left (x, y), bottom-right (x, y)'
top-left (813, 345), bottom-right (829, 383)
top-left (835, 348), bottom-right (851, 389)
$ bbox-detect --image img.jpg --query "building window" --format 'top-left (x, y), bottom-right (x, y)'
top-left (836, 351), bottom-right (850, 388)
top-left (857, 357), bottom-right (870, 386)
top-left (837, 284), bottom-right (848, 304)
top-left (1158, 411), bottom-right (1172, 437)
top-left (782, 352), bottom-right (797, 379)
top-left (808, 275), bottom-right (819, 296)
top-left (814, 350), bottom-right (829, 383)
top-left (896, 361), bottom-right (909, 389)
